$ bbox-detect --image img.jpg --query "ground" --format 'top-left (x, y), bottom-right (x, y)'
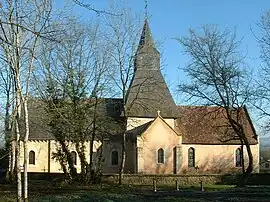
top-left (0, 181), bottom-right (270, 201)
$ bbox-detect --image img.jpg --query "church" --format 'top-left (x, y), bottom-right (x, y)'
top-left (10, 20), bottom-right (259, 175)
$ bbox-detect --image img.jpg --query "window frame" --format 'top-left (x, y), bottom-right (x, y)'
top-left (157, 148), bottom-right (165, 164)
top-left (111, 150), bottom-right (119, 165)
top-left (29, 150), bottom-right (35, 165)
top-left (188, 147), bottom-right (195, 168)
top-left (235, 148), bottom-right (243, 168)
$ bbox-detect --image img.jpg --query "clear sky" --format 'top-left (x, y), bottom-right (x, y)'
top-left (69, 0), bottom-right (270, 104)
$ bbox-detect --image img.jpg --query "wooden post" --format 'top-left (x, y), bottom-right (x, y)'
top-left (175, 180), bottom-right (179, 191)
top-left (200, 180), bottom-right (204, 192)
top-left (153, 179), bottom-right (157, 192)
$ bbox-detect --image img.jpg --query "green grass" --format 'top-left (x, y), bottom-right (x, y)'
top-left (1, 182), bottom-right (270, 202)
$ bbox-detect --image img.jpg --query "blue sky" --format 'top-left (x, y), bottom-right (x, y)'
top-left (69, 0), bottom-right (270, 104)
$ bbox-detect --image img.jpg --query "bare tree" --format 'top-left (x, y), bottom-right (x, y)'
top-left (0, 56), bottom-right (14, 181)
top-left (177, 25), bottom-right (256, 187)
top-left (254, 10), bottom-right (270, 131)
top-left (71, 0), bottom-right (121, 16)
top-left (35, 17), bottom-right (112, 183)
top-left (104, 4), bottom-right (142, 184)
top-left (0, 0), bottom-right (53, 201)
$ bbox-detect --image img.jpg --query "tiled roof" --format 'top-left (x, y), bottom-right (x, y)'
top-left (175, 106), bottom-right (258, 145)
top-left (126, 121), bottom-right (153, 137)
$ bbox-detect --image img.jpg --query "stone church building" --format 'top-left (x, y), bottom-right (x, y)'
top-left (11, 20), bottom-right (259, 174)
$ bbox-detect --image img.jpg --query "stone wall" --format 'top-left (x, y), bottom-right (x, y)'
top-left (21, 172), bottom-right (270, 186)
top-left (102, 173), bottom-right (270, 186)
top-left (102, 174), bottom-right (236, 186)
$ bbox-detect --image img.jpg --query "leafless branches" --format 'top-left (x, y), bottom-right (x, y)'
top-left (177, 25), bottom-right (254, 186)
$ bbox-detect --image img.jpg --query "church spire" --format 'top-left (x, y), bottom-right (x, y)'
top-left (126, 14), bottom-right (177, 118)
top-left (138, 19), bottom-right (155, 49)
top-left (134, 19), bottom-right (160, 71)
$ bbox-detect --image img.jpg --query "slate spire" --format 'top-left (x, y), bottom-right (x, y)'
top-left (138, 19), bottom-right (155, 49)
top-left (126, 19), bottom-right (177, 118)
top-left (134, 19), bottom-right (160, 71)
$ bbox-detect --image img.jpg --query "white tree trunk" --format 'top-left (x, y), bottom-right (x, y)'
top-left (15, 35), bottom-right (22, 202)
top-left (15, 88), bottom-right (22, 202)
top-left (23, 98), bottom-right (29, 202)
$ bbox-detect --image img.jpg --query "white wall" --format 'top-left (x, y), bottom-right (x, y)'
top-left (181, 144), bottom-right (260, 173)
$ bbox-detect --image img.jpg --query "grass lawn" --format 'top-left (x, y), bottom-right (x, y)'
top-left (0, 181), bottom-right (270, 202)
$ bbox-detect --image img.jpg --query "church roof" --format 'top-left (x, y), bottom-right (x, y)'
top-left (125, 20), bottom-right (177, 118)
top-left (21, 98), bottom-right (124, 140)
top-left (125, 69), bottom-right (177, 118)
top-left (137, 19), bottom-right (155, 50)
top-left (126, 121), bottom-right (153, 137)
top-left (175, 106), bottom-right (258, 145)
top-left (126, 112), bottom-right (179, 137)
top-left (21, 99), bottom-right (258, 145)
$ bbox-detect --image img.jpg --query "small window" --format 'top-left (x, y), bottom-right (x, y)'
top-left (235, 148), bottom-right (242, 167)
top-left (188, 147), bottom-right (195, 167)
top-left (266, 163), bottom-right (270, 169)
top-left (157, 148), bottom-right (164, 164)
top-left (71, 151), bottom-right (77, 165)
top-left (29, 150), bottom-right (35, 165)
top-left (111, 151), bottom-right (118, 165)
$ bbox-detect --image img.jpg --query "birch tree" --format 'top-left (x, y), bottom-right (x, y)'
top-left (0, 0), bottom-right (54, 201)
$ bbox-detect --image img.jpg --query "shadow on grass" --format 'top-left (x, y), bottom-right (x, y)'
top-left (2, 181), bottom-right (270, 202)
top-left (30, 185), bottom-right (270, 202)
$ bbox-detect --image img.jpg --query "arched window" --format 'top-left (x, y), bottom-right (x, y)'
top-left (71, 151), bottom-right (77, 165)
top-left (111, 151), bottom-right (118, 165)
top-left (235, 148), bottom-right (242, 167)
top-left (157, 148), bottom-right (164, 164)
top-left (29, 150), bottom-right (35, 165)
top-left (188, 147), bottom-right (195, 167)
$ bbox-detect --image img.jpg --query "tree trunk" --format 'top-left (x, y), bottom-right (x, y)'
top-left (89, 137), bottom-right (94, 176)
top-left (23, 99), bottom-right (29, 202)
top-left (15, 70), bottom-right (22, 201)
top-left (88, 96), bottom-right (98, 182)
top-left (75, 142), bottom-right (87, 177)
top-left (118, 133), bottom-right (126, 185)
top-left (15, 119), bottom-right (22, 202)
top-left (240, 142), bottom-right (245, 174)
top-left (237, 136), bottom-right (253, 187)
top-left (60, 141), bottom-right (77, 180)
top-left (8, 142), bottom-right (16, 182)
top-left (95, 137), bottom-right (104, 184)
